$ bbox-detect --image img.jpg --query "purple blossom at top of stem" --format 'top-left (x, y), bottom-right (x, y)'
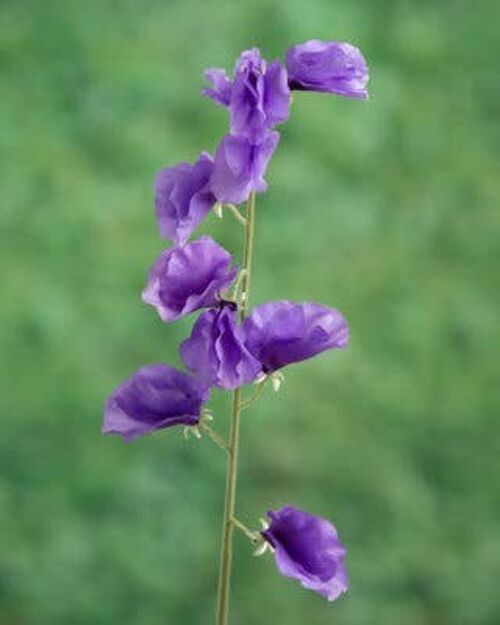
top-left (262, 506), bottom-right (348, 601)
top-left (142, 236), bottom-right (237, 322)
top-left (203, 47), bottom-right (291, 143)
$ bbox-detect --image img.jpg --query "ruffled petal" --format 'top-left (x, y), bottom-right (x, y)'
top-left (202, 68), bottom-right (233, 107)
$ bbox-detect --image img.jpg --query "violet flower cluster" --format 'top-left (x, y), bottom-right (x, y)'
top-left (103, 39), bottom-right (368, 616)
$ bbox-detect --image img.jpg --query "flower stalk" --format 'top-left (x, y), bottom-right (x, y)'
top-left (200, 422), bottom-right (230, 452)
top-left (226, 203), bottom-right (248, 226)
top-left (216, 191), bottom-right (256, 625)
top-left (230, 516), bottom-right (258, 542)
top-left (240, 377), bottom-right (268, 411)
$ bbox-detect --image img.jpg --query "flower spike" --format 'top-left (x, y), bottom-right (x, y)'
top-left (104, 38), bottom-right (369, 622)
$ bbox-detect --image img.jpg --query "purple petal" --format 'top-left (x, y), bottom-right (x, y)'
top-left (103, 364), bottom-right (210, 441)
top-left (230, 48), bottom-right (268, 143)
top-left (251, 131), bottom-right (280, 193)
top-left (262, 506), bottom-right (348, 601)
top-left (155, 152), bottom-right (216, 245)
top-left (180, 304), bottom-right (262, 390)
top-left (286, 40), bottom-right (369, 99)
top-left (202, 68), bottom-right (233, 107)
top-left (243, 301), bottom-right (348, 372)
top-left (142, 236), bottom-right (237, 322)
top-left (263, 60), bottom-right (291, 127)
top-left (210, 132), bottom-right (280, 205)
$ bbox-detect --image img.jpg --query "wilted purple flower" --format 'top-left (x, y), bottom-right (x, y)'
top-left (142, 236), bottom-right (237, 322)
top-left (155, 152), bottom-right (216, 245)
top-left (180, 302), bottom-right (261, 390)
top-left (286, 40), bottom-right (369, 99)
top-left (210, 132), bottom-right (279, 205)
top-left (203, 48), bottom-right (290, 143)
top-left (103, 364), bottom-right (210, 441)
top-left (243, 301), bottom-right (348, 373)
top-left (262, 506), bottom-right (348, 601)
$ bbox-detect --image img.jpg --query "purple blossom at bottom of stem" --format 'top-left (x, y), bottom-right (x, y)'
top-left (142, 236), bottom-right (237, 323)
top-left (102, 364), bottom-right (210, 442)
top-left (155, 152), bottom-right (216, 245)
top-left (243, 300), bottom-right (349, 373)
top-left (262, 506), bottom-right (348, 601)
top-left (210, 132), bottom-right (280, 205)
top-left (180, 303), bottom-right (262, 390)
top-left (286, 40), bottom-right (369, 99)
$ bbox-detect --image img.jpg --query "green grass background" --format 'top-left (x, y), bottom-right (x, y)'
top-left (1, 1), bottom-right (499, 624)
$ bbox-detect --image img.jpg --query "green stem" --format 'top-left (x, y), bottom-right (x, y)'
top-left (216, 191), bottom-right (256, 625)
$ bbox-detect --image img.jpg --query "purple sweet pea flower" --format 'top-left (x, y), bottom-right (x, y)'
top-left (262, 506), bottom-right (348, 601)
top-left (203, 48), bottom-right (290, 143)
top-left (103, 364), bottom-right (210, 441)
top-left (286, 40), bottom-right (369, 99)
top-left (142, 236), bottom-right (237, 322)
top-left (210, 132), bottom-right (280, 205)
top-left (180, 302), bottom-right (262, 390)
top-left (155, 152), bottom-right (216, 245)
top-left (243, 301), bottom-right (348, 373)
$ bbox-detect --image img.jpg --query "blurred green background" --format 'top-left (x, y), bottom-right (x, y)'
top-left (1, 1), bottom-right (499, 624)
